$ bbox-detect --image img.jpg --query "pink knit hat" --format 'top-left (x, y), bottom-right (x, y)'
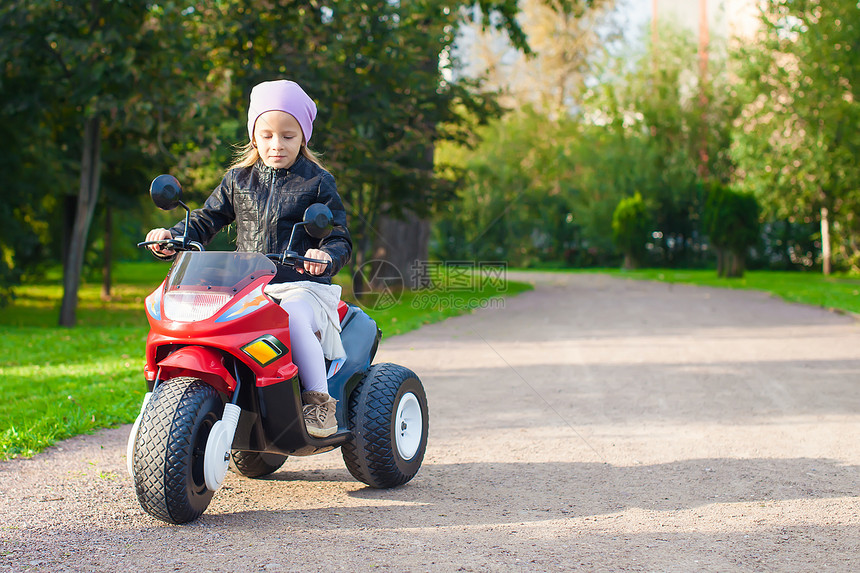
top-left (247, 80), bottom-right (317, 144)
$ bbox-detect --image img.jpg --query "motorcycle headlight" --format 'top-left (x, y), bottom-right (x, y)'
top-left (163, 291), bottom-right (232, 322)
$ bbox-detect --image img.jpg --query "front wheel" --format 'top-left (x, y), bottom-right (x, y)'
top-left (132, 377), bottom-right (223, 524)
top-left (342, 363), bottom-right (428, 488)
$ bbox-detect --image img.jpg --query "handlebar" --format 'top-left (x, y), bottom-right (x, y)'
top-left (137, 238), bottom-right (205, 252)
top-left (266, 250), bottom-right (332, 274)
top-left (137, 239), bottom-right (331, 274)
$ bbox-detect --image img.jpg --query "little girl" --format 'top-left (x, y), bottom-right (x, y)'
top-left (145, 79), bottom-right (351, 438)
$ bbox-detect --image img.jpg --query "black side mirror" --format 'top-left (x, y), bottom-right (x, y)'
top-left (150, 174), bottom-right (183, 211)
top-left (303, 204), bottom-right (334, 239)
top-left (149, 174), bottom-right (192, 250)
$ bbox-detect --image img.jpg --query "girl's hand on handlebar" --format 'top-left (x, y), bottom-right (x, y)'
top-left (301, 248), bottom-right (332, 276)
top-left (145, 228), bottom-right (175, 256)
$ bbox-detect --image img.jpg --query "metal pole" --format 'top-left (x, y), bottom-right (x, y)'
top-left (698, 0), bottom-right (710, 179)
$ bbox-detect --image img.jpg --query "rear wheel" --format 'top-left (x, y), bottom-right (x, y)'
top-left (229, 451), bottom-right (288, 478)
top-left (132, 377), bottom-right (223, 524)
top-left (342, 363), bottom-right (428, 488)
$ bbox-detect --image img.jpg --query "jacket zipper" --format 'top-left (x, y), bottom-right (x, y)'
top-left (262, 171), bottom-right (276, 252)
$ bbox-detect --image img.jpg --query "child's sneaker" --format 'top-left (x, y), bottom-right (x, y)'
top-left (301, 391), bottom-right (337, 438)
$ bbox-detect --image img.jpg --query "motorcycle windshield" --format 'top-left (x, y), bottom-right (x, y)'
top-left (166, 251), bottom-right (277, 293)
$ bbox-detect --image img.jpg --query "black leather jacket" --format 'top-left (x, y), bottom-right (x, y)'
top-left (167, 156), bottom-right (352, 285)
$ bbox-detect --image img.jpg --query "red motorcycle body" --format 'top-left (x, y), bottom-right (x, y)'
top-left (142, 251), bottom-right (379, 456)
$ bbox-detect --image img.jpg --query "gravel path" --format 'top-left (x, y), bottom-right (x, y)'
top-left (2, 272), bottom-right (859, 572)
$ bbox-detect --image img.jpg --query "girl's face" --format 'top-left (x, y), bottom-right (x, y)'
top-left (254, 110), bottom-right (304, 169)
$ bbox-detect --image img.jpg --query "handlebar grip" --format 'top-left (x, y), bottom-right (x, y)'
top-left (268, 252), bottom-right (332, 274)
top-left (136, 239), bottom-right (204, 252)
top-left (294, 254), bottom-right (332, 266)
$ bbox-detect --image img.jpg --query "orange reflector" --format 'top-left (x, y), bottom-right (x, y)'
top-left (241, 335), bottom-right (287, 366)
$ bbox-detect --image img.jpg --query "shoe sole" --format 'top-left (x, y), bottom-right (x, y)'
top-left (306, 425), bottom-right (338, 438)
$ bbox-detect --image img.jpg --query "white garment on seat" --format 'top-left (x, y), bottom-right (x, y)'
top-left (264, 281), bottom-right (346, 361)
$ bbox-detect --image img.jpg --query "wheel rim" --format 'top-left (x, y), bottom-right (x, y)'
top-left (394, 392), bottom-right (422, 460)
top-left (190, 414), bottom-right (217, 495)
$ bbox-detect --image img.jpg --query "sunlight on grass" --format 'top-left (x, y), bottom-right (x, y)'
top-left (0, 326), bottom-right (147, 458)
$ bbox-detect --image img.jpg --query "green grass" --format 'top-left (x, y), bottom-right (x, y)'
top-left (596, 268), bottom-right (860, 315)
top-left (0, 327), bottom-right (148, 458)
top-left (1, 263), bottom-right (163, 328)
top-left (0, 262), bottom-right (532, 459)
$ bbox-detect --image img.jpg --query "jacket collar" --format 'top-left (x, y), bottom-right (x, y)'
top-left (255, 155), bottom-right (307, 182)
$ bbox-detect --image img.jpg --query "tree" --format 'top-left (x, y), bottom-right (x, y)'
top-left (435, 107), bottom-right (595, 266)
top-left (612, 192), bottom-right (650, 269)
top-left (432, 2), bottom-right (623, 267)
top-left (584, 22), bottom-right (739, 267)
top-left (0, 0), bottom-right (608, 313)
top-left (0, 1), bottom-right (222, 324)
top-left (731, 0), bottom-right (860, 274)
top-left (435, 19), bottom-right (752, 270)
top-left (200, 0), bottom-right (535, 288)
top-left (703, 183), bottom-right (761, 278)
top-left (0, 97), bottom-right (57, 306)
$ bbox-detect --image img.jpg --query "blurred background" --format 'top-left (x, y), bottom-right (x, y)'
top-left (1, 0), bottom-right (857, 325)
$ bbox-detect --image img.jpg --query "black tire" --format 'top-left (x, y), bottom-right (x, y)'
top-left (132, 377), bottom-right (223, 524)
top-left (229, 451), bottom-right (288, 478)
top-left (342, 363), bottom-right (428, 488)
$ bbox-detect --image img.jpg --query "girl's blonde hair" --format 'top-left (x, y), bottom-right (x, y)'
top-left (227, 142), bottom-right (325, 172)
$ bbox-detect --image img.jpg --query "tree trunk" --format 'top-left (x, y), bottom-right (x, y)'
top-left (61, 194), bottom-right (77, 277)
top-left (821, 206), bottom-right (831, 275)
top-left (372, 210), bottom-right (430, 289)
top-left (59, 116), bottom-right (102, 327)
top-left (720, 250), bottom-right (747, 279)
top-left (715, 247), bottom-right (725, 278)
top-left (622, 252), bottom-right (636, 271)
top-left (725, 250), bottom-right (745, 278)
top-left (101, 203), bottom-right (112, 301)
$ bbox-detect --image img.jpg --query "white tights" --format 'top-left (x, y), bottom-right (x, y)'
top-left (279, 299), bottom-right (329, 394)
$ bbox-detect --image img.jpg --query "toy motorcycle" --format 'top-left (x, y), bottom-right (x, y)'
top-left (127, 174), bottom-right (428, 524)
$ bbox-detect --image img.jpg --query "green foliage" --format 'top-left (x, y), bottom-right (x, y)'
top-left (0, 263), bottom-right (162, 328)
top-left (434, 22), bottom-right (738, 269)
top-left (0, 0), bottom-right (225, 311)
top-left (460, 0), bottom-right (618, 114)
top-left (704, 186), bottom-right (760, 252)
top-left (584, 22), bottom-right (739, 267)
top-left (731, 0), bottom-right (860, 272)
top-left (434, 108), bottom-right (595, 266)
top-left (0, 0), bottom-right (533, 312)
top-left (434, 4), bottom-right (858, 275)
top-left (612, 192), bottom-right (650, 269)
top-left (704, 183), bottom-right (761, 277)
top-left (170, 0), bottom-right (530, 265)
